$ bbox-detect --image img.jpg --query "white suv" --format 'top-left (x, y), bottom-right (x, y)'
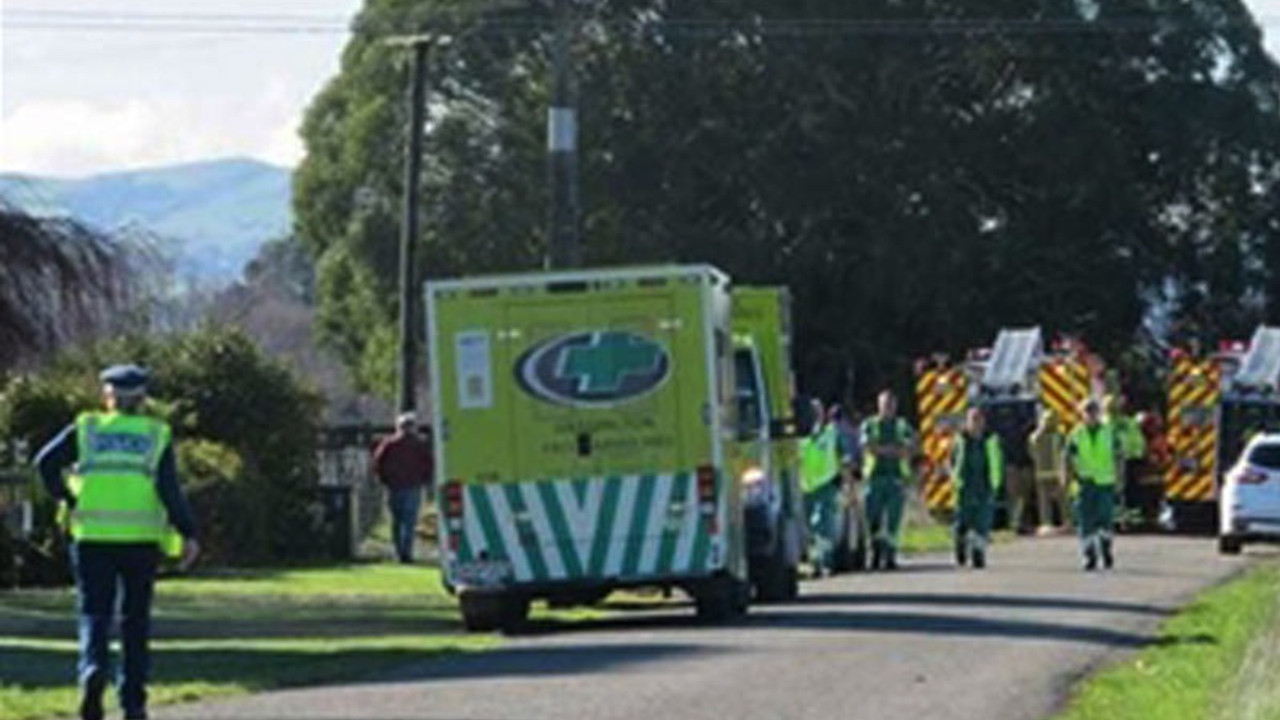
top-left (1219, 433), bottom-right (1280, 554)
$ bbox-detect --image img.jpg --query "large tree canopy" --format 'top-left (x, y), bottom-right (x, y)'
top-left (0, 206), bottom-right (135, 369)
top-left (296, 0), bottom-right (1280, 402)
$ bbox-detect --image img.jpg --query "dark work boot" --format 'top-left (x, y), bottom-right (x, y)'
top-left (871, 539), bottom-right (884, 571)
top-left (955, 539), bottom-right (967, 567)
top-left (79, 670), bottom-right (106, 720)
top-left (1101, 538), bottom-right (1114, 569)
top-left (884, 546), bottom-right (898, 571)
top-left (1083, 546), bottom-right (1098, 572)
top-left (972, 548), bottom-right (986, 570)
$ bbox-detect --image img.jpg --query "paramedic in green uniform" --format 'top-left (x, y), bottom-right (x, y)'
top-left (800, 400), bottom-right (841, 577)
top-left (950, 407), bottom-right (1004, 569)
top-left (1066, 398), bottom-right (1122, 571)
top-left (860, 390), bottom-right (916, 571)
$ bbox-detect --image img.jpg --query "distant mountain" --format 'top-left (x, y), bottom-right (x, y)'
top-left (0, 158), bottom-right (292, 283)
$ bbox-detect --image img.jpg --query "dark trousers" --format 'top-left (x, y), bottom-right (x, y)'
top-left (70, 542), bottom-right (159, 716)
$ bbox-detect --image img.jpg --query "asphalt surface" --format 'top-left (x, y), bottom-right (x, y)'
top-left (161, 535), bottom-right (1251, 720)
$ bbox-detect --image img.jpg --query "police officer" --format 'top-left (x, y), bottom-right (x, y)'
top-left (35, 365), bottom-right (199, 720)
top-left (950, 407), bottom-right (1004, 569)
top-left (800, 400), bottom-right (841, 577)
top-left (860, 390), bottom-right (916, 571)
top-left (1066, 398), bottom-right (1121, 571)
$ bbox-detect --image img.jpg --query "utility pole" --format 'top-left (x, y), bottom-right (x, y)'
top-left (547, 0), bottom-right (580, 268)
top-left (398, 41), bottom-right (428, 414)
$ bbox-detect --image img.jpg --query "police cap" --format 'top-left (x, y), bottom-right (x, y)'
top-left (100, 364), bottom-right (150, 396)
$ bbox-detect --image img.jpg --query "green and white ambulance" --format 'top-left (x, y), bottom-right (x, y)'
top-left (732, 287), bottom-right (805, 601)
top-left (426, 265), bottom-right (753, 631)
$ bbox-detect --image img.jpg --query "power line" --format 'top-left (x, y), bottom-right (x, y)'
top-left (7, 13), bottom-right (1280, 37)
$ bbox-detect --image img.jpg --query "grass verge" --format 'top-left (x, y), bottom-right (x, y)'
top-left (1052, 565), bottom-right (1280, 720)
top-left (0, 564), bottom-right (494, 720)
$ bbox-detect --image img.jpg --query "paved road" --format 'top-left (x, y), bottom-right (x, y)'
top-left (162, 536), bottom-right (1251, 720)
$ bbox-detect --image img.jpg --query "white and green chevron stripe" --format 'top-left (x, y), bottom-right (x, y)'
top-left (448, 472), bottom-right (724, 584)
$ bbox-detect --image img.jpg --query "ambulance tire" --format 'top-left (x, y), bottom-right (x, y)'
top-left (460, 593), bottom-right (529, 633)
top-left (1218, 534), bottom-right (1243, 555)
top-left (695, 577), bottom-right (749, 623)
top-left (755, 554), bottom-right (799, 603)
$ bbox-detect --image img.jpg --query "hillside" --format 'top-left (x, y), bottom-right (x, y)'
top-left (0, 158), bottom-right (292, 283)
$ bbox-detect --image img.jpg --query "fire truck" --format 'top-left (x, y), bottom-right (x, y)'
top-left (915, 328), bottom-right (1099, 515)
top-left (1165, 326), bottom-right (1280, 531)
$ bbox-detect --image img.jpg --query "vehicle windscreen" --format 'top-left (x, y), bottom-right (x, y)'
top-left (734, 349), bottom-right (764, 438)
top-left (1247, 444), bottom-right (1280, 470)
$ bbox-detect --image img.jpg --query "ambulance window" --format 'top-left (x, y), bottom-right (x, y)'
top-left (734, 349), bottom-right (765, 438)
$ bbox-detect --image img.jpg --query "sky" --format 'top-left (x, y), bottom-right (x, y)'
top-left (3, 0), bottom-right (1280, 178)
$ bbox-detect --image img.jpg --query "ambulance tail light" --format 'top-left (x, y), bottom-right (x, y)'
top-left (443, 481), bottom-right (465, 553)
top-left (443, 481), bottom-right (465, 518)
top-left (697, 465), bottom-right (719, 533)
top-left (697, 465), bottom-right (717, 503)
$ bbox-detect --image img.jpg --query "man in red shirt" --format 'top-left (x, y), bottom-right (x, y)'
top-left (372, 413), bottom-right (434, 563)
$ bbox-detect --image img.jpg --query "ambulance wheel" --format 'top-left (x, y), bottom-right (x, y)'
top-left (1218, 534), bottom-right (1243, 555)
top-left (695, 578), bottom-right (749, 623)
top-left (755, 556), bottom-right (798, 603)
top-left (460, 592), bottom-right (529, 633)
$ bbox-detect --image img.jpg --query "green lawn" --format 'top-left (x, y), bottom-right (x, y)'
top-left (1053, 565), bottom-right (1280, 720)
top-left (0, 564), bottom-right (495, 720)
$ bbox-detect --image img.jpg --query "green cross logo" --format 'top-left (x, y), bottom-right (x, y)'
top-left (516, 330), bottom-right (671, 407)
top-left (559, 332), bottom-right (664, 394)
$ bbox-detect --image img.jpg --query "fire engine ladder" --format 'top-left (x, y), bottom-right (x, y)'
top-left (1232, 326), bottom-right (1280, 392)
top-left (980, 327), bottom-right (1044, 396)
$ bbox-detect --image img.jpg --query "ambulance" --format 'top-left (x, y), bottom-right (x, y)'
top-left (427, 265), bottom-right (776, 631)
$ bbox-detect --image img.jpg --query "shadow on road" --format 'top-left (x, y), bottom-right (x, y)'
top-left (749, 609), bottom-right (1208, 648)
top-left (789, 592), bottom-right (1171, 616)
top-left (378, 642), bottom-right (721, 684)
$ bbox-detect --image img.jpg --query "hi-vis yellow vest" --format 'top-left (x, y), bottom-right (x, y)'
top-left (69, 411), bottom-right (173, 546)
top-left (1067, 423), bottom-right (1120, 486)
top-left (951, 432), bottom-right (1005, 492)
top-left (800, 424), bottom-right (840, 494)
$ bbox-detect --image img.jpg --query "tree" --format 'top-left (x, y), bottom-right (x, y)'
top-left (0, 206), bottom-right (136, 369)
top-left (296, 0), bottom-right (1280, 402)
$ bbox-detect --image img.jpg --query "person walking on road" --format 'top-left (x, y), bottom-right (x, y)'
top-left (950, 407), bottom-right (1004, 569)
top-left (373, 412), bottom-right (435, 564)
top-left (860, 390), bottom-right (916, 571)
top-left (1066, 398), bottom-right (1123, 571)
top-left (35, 364), bottom-right (200, 720)
top-left (800, 401), bottom-right (842, 577)
top-left (1029, 410), bottom-right (1068, 534)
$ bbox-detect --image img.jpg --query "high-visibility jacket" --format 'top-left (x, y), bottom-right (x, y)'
top-left (800, 424), bottom-right (840, 494)
top-left (951, 431), bottom-right (1004, 493)
top-left (1067, 422), bottom-right (1120, 486)
top-left (861, 417), bottom-right (914, 480)
top-left (68, 411), bottom-right (171, 544)
top-left (1107, 414), bottom-right (1146, 461)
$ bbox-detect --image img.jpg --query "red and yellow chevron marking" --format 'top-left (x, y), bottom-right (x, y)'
top-left (1165, 356), bottom-right (1221, 502)
top-left (1039, 359), bottom-right (1090, 429)
top-left (914, 367), bottom-right (968, 511)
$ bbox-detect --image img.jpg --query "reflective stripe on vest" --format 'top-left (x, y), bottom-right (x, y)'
top-left (70, 411), bottom-right (171, 543)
